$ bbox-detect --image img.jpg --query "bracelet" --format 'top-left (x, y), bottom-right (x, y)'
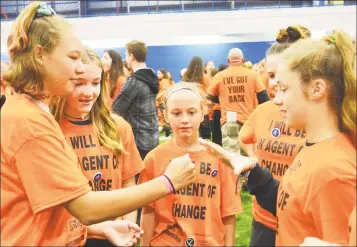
top-left (160, 175), bottom-right (175, 194)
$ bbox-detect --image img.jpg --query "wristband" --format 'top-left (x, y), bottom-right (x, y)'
top-left (160, 175), bottom-right (175, 194)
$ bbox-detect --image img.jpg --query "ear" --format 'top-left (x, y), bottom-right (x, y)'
top-left (307, 78), bottom-right (328, 100)
top-left (34, 45), bottom-right (45, 65)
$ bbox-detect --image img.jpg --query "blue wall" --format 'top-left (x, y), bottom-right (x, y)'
top-left (1, 41), bottom-right (273, 82)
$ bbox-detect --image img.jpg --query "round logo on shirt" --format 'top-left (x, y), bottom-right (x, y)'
top-left (185, 237), bottom-right (195, 247)
top-left (211, 169), bottom-right (218, 177)
top-left (271, 128), bottom-right (281, 138)
top-left (93, 172), bottom-right (102, 181)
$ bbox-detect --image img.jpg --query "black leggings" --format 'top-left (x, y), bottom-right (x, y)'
top-left (250, 218), bottom-right (276, 247)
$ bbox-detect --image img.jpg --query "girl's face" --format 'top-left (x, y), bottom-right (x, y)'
top-left (64, 62), bottom-right (102, 117)
top-left (41, 30), bottom-right (85, 97)
top-left (274, 62), bottom-right (309, 130)
top-left (165, 89), bottom-right (203, 140)
top-left (157, 70), bottom-right (164, 80)
top-left (101, 52), bottom-right (112, 73)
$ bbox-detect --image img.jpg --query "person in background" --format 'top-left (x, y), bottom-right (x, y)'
top-left (167, 71), bottom-right (175, 84)
top-left (156, 68), bottom-right (172, 138)
top-left (101, 50), bottom-right (126, 103)
top-left (182, 56), bottom-right (212, 140)
top-left (204, 60), bottom-right (215, 78)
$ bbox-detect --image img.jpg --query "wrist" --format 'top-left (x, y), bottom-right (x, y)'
top-left (160, 175), bottom-right (175, 194)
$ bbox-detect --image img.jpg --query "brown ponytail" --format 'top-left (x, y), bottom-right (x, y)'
top-left (4, 1), bottom-right (71, 98)
top-left (334, 30), bottom-right (356, 146)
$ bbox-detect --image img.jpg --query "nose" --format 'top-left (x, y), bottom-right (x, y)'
top-left (180, 113), bottom-right (190, 124)
top-left (75, 61), bottom-right (85, 75)
top-left (273, 90), bottom-right (283, 106)
top-left (81, 84), bottom-right (93, 97)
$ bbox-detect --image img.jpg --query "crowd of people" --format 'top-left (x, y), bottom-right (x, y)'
top-left (1, 2), bottom-right (356, 247)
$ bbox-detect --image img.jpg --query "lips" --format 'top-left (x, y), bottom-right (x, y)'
top-left (79, 99), bottom-right (92, 104)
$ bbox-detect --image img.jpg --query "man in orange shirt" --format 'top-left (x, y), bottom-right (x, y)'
top-left (207, 48), bottom-right (269, 155)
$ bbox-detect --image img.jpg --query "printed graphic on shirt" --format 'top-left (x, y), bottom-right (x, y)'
top-left (140, 140), bottom-right (242, 246)
top-left (224, 76), bottom-right (248, 103)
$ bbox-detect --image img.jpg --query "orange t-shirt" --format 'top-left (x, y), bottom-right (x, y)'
top-left (240, 101), bottom-right (306, 230)
top-left (59, 114), bottom-right (143, 193)
top-left (349, 206), bottom-right (356, 246)
top-left (276, 133), bottom-right (356, 246)
top-left (59, 114), bottom-right (144, 239)
top-left (208, 66), bottom-right (266, 125)
top-left (1, 94), bottom-right (91, 246)
top-left (138, 139), bottom-right (242, 246)
top-left (112, 75), bottom-right (127, 100)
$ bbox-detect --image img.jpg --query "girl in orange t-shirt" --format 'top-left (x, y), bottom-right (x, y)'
top-left (239, 26), bottom-right (310, 247)
top-left (1, 2), bottom-right (197, 246)
top-left (140, 83), bottom-right (241, 246)
top-left (101, 50), bottom-right (127, 102)
top-left (200, 29), bottom-right (356, 246)
top-left (51, 47), bottom-right (144, 247)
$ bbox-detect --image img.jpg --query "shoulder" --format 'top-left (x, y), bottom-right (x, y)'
top-left (301, 135), bottom-right (356, 180)
top-left (2, 95), bottom-right (60, 139)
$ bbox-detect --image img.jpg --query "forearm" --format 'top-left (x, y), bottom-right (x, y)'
top-left (65, 177), bottom-right (169, 225)
top-left (222, 215), bottom-right (236, 246)
top-left (122, 177), bottom-right (138, 223)
top-left (141, 207), bottom-right (156, 247)
top-left (247, 165), bottom-right (279, 216)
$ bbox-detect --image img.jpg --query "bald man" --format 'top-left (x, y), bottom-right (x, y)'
top-left (207, 48), bottom-right (269, 154)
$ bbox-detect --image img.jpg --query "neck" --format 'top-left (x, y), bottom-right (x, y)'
top-left (132, 62), bottom-right (147, 73)
top-left (173, 134), bottom-right (201, 152)
top-left (64, 108), bottom-right (91, 121)
top-left (38, 96), bottom-right (53, 106)
top-left (305, 108), bottom-right (340, 143)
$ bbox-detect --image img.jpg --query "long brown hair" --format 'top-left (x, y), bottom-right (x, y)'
top-left (104, 49), bottom-right (124, 98)
top-left (182, 56), bottom-right (204, 84)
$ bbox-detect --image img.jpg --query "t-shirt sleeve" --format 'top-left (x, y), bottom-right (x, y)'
top-left (307, 177), bottom-right (356, 245)
top-left (255, 75), bottom-right (266, 93)
top-left (219, 161), bottom-right (243, 217)
top-left (121, 121), bottom-right (144, 181)
top-left (207, 74), bottom-right (221, 97)
top-left (239, 105), bottom-right (259, 144)
top-left (138, 153), bottom-right (156, 208)
top-left (14, 134), bottom-right (92, 214)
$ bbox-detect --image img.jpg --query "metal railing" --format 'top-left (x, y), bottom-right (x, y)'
top-left (1, 0), bottom-right (356, 21)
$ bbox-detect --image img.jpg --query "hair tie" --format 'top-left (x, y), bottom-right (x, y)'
top-left (323, 33), bottom-right (336, 45)
top-left (35, 2), bottom-right (56, 19)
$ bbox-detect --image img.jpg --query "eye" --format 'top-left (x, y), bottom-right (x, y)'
top-left (69, 55), bottom-right (79, 60)
top-left (189, 110), bottom-right (196, 115)
top-left (92, 82), bottom-right (100, 86)
top-left (269, 74), bottom-right (275, 79)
